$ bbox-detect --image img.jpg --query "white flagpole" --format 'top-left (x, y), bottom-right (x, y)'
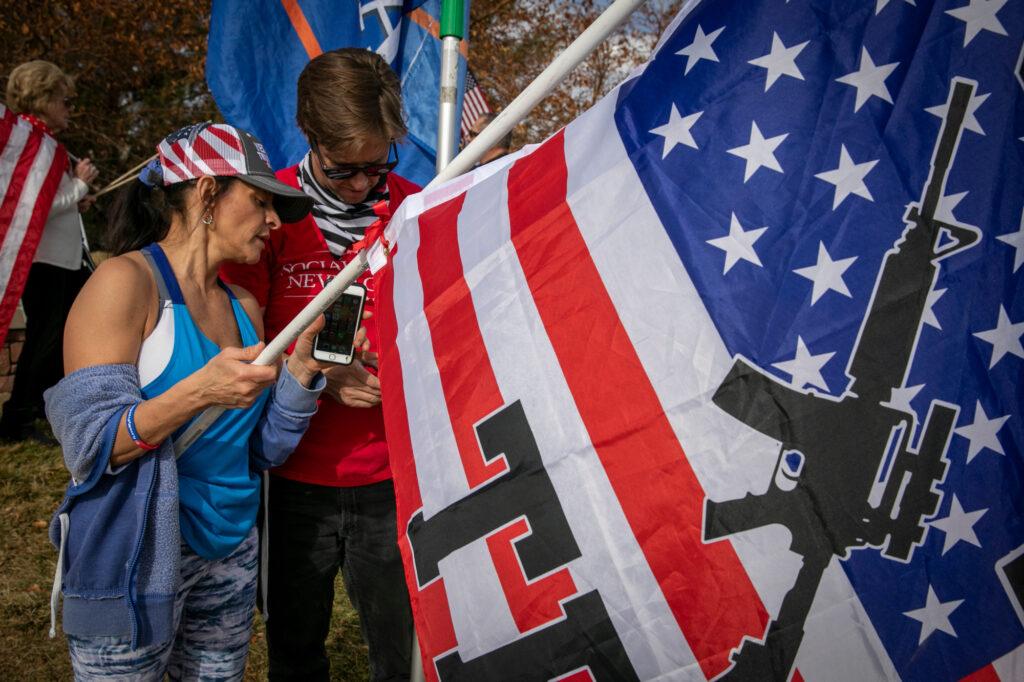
top-left (174, 0), bottom-right (650, 455)
top-left (434, 0), bottom-right (464, 173)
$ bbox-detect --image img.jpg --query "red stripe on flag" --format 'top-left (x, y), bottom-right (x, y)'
top-left (191, 134), bottom-right (235, 176)
top-left (394, 187), bottom-right (596, 668)
top-left (0, 130), bottom-right (66, 347)
top-left (0, 129), bottom-right (43, 242)
top-left (204, 124), bottom-right (243, 152)
top-left (486, 518), bottom-right (578, 633)
top-left (0, 109), bottom-right (16, 154)
top-left (172, 140), bottom-right (204, 179)
top-left (416, 195), bottom-right (509, 488)
top-left (375, 256), bottom-right (457, 682)
top-left (506, 130), bottom-right (769, 678)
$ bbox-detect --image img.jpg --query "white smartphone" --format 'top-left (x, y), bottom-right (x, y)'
top-left (312, 283), bottom-right (367, 365)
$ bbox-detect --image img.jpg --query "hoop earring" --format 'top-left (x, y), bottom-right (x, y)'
top-left (202, 212), bottom-right (214, 227)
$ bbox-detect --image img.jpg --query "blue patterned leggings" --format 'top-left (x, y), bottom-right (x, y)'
top-left (66, 527), bottom-right (258, 681)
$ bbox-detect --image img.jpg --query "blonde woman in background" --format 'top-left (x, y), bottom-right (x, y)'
top-left (0, 60), bottom-right (98, 443)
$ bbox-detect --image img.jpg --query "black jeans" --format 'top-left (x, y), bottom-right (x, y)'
top-left (0, 262), bottom-right (88, 438)
top-left (265, 476), bottom-right (413, 681)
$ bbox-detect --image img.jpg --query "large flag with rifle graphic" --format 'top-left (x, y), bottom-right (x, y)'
top-left (206, 0), bottom-right (468, 186)
top-left (371, 1), bottom-right (1024, 679)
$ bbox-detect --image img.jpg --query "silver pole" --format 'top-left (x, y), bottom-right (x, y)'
top-left (435, 35), bottom-right (462, 172)
top-left (434, 0), bottom-right (649, 186)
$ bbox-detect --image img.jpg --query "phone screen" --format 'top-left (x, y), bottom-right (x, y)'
top-left (316, 292), bottom-right (363, 357)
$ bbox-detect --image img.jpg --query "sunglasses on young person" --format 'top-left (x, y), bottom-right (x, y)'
top-left (311, 140), bottom-right (399, 181)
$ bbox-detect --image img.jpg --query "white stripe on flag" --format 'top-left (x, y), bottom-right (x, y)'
top-left (455, 159), bottom-right (702, 678)
top-left (188, 144), bottom-right (217, 177)
top-left (0, 135), bottom-right (58, 303)
top-left (994, 641), bottom-right (1024, 681)
top-left (0, 121), bottom-right (31, 210)
top-left (437, 529), bottom-right (524, 660)
top-left (563, 83), bottom-right (898, 682)
top-left (391, 212), bottom-right (474, 520)
top-left (198, 129), bottom-right (246, 174)
top-left (158, 141), bottom-right (187, 184)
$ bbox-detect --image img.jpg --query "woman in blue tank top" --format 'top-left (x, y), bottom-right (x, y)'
top-left (49, 123), bottom-right (352, 680)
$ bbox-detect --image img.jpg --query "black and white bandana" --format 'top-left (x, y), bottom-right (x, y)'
top-left (297, 152), bottom-right (389, 257)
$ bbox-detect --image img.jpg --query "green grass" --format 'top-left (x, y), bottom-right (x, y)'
top-left (0, 436), bottom-right (370, 680)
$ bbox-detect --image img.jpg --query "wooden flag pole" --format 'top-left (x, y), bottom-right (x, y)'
top-left (94, 154), bottom-right (158, 197)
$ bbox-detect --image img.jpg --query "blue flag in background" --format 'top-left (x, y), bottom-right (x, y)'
top-left (206, 0), bottom-right (468, 186)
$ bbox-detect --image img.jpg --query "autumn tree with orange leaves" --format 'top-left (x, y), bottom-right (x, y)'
top-left (469, 0), bottom-right (683, 145)
top-left (0, 0), bottom-right (681, 244)
top-left (0, 0), bottom-right (218, 183)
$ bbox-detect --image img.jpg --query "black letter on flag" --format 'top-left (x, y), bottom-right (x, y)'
top-left (407, 400), bottom-right (638, 681)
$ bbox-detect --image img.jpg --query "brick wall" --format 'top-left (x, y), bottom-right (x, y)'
top-left (0, 304), bottom-right (27, 406)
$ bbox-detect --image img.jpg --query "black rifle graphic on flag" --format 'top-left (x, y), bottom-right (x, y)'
top-left (703, 78), bottom-right (982, 681)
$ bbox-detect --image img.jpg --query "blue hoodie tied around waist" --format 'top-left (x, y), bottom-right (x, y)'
top-left (44, 360), bottom-right (325, 649)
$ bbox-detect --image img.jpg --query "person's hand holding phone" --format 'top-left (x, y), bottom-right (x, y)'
top-left (321, 310), bottom-right (378, 407)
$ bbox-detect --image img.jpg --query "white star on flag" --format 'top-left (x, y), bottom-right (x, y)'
top-left (727, 121), bottom-right (788, 182)
top-left (936, 191), bottom-right (969, 223)
top-left (922, 288), bottom-right (946, 329)
top-left (815, 144), bottom-right (878, 209)
top-left (772, 336), bottom-right (835, 392)
top-left (876, 0), bottom-right (916, 14)
top-left (930, 494), bottom-right (987, 555)
top-left (836, 47), bottom-right (899, 112)
top-left (650, 105), bottom-right (702, 158)
top-left (903, 586), bottom-right (964, 646)
top-left (677, 25), bottom-right (724, 75)
top-left (996, 209), bottom-right (1024, 273)
top-left (706, 213), bottom-right (767, 274)
top-left (883, 383), bottom-right (925, 415)
top-left (973, 305), bottom-right (1024, 368)
top-left (926, 92), bottom-right (989, 135)
top-left (748, 32), bottom-right (809, 92)
top-left (794, 242), bottom-right (857, 305)
top-left (954, 400), bottom-right (1010, 463)
top-left (945, 0), bottom-right (1009, 47)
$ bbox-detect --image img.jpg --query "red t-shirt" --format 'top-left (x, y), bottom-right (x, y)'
top-left (220, 165), bottom-right (419, 487)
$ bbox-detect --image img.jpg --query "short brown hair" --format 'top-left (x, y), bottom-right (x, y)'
top-left (296, 48), bottom-right (406, 153)
top-left (5, 61), bottom-right (74, 116)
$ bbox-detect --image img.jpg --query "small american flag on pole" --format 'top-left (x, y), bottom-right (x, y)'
top-left (0, 102), bottom-right (68, 348)
top-left (460, 68), bottom-right (492, 139)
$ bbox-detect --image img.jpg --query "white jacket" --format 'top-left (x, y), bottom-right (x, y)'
top-left (33, 172), bottom-right (88, 271)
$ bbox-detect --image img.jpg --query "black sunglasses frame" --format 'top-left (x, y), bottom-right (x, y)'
top-left (311, 140), bottom-right (399, 181)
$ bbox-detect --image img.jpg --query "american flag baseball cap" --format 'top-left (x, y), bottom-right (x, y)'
top-left (156, 122), bottom-right (312, 223)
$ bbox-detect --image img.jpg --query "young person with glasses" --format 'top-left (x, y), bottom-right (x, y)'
top-left (220, 48), bottom-right (419, 681)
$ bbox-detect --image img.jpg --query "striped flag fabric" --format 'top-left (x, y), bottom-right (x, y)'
top-left (0, 103), bottom-right (68, 348)
top-left (369, 0), bottom-right (1024, 679)
top-left (460, 68), bottom-right (492, 138)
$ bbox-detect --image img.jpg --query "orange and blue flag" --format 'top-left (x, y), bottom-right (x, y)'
top-left (207, 0), bottom-right (469, 185)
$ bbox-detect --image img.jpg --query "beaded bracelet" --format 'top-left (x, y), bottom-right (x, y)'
top-left (125, 403), bottom-right (160, 451)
